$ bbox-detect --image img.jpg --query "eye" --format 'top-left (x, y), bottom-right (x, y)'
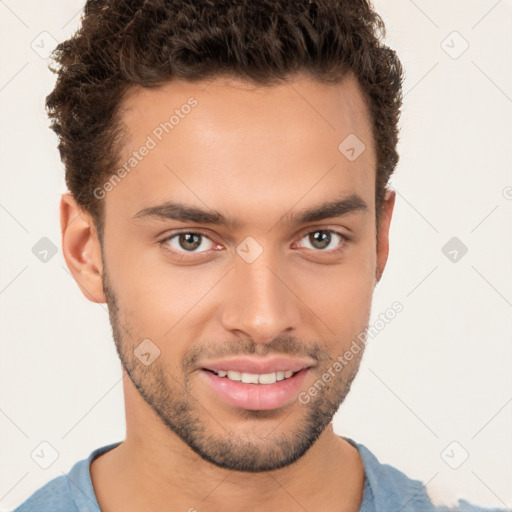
top-left (159, 228), bottom-right (350, 258)
top-left (161, 231), bottom-right (217, 254)
top-left (296, 229), bottom-right (349, 252)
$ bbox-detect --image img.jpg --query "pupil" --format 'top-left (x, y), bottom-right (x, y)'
top-left (310, 231), bottom-right (330, 249)
top-left (180, 233), bottom-right (201, 251)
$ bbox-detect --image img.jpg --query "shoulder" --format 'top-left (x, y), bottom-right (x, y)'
top-left (345, 438), bottom-right (506, 512)
top-left (12, 473), bottom-right (78, 512)
top-left (12, 442), bottom-right (121, 512)
top-left (354, 441), bottom-right (436, 512)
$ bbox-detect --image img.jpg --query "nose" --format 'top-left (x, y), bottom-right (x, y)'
top-left (218, 245), bottom-right (302, 345)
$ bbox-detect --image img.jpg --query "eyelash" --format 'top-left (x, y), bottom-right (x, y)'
top-left (159, 228), bottom-right (351, 257)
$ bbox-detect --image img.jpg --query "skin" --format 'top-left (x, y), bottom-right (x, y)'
top-left (60, 73), bottom-right (395, 512)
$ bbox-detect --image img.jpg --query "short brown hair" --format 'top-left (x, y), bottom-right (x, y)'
top-left (46, 0), bottom-right (404, 240)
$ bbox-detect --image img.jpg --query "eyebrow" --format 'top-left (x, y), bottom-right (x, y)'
top-left (132, 193), bottom-right (368, 228)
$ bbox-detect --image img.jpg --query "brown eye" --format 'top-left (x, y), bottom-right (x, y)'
top-left (179, 233), bottom-right (201, 251)
top-left (163, 232), bottom-right (216, 253)
top-left (298, 230), bottom-right (347, 252)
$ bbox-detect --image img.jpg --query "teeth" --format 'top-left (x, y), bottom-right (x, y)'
top-left (241, 373), bottom-right (259, 384)
top-left (214, 370), bottom-right (298, 384)
top-left (258, 373), bottom-right (277, 384)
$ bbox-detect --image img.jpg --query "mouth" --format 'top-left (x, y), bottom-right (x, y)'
top-left (199, 367), bottom-right (311, 411)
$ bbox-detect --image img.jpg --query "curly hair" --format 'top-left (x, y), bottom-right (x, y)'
top-left (46, 0), bottom-right (404, 239)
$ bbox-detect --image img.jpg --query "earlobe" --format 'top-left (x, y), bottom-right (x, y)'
top-left (375, 188), bottom-right (396, 284)
top-left (60, 193), bottom-right (107, 304)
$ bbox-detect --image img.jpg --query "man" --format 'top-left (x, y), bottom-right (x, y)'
top-left (14, 1), bottom-right (505, 511)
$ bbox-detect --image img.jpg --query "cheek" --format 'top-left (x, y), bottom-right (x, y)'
top-left (292, 240), bottom-right (376, 330)
top-left (105, 241), bottom-right (226, 352)
top-left (297, 267), bottom-right (374, 340)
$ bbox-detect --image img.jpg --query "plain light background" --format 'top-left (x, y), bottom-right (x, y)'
top-left (1, 0), bottom-right (511, 510)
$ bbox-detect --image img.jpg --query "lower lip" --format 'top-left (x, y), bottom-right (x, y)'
top-left (200, 369), bottom-right (310, 411)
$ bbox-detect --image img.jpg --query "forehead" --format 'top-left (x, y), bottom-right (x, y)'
top-left (106, 74), bottom-right (376, 226)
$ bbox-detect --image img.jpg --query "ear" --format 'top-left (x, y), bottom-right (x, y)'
top-left (60, 193), bottom-right (106, 303)
top-left (375, 188), bottom-right (395, 284)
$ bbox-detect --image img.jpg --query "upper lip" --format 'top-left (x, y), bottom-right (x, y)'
top-left (200, 356), bottom-right (315, 374)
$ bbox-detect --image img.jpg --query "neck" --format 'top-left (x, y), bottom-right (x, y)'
top-left (90, 377), bottom-right (365, 512)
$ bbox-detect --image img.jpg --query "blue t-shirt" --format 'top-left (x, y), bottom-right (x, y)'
top-left (12, 437), bottom-right (505, 512)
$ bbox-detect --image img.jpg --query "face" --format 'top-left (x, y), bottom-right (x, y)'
top-left (92, 74), bottom-right (393, 472)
